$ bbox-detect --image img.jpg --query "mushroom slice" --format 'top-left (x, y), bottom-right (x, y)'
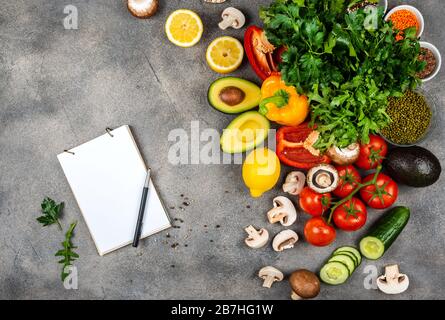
top-left (377, 265), bottom-right (410, 295)
top-left (267, 196), bottom-right (297, 227)
top-left (307, 164), bottom-right (339, 194)
top-left (127, 0), bottom-right (158, 19)
top-left (258, 266), bottom-right (284, 288)
top-left (204, 0), bottom-right (227, 3)
top-left (272, 230), bottom-right (299, 252)
top-left (218, 7), bottom-right (246, 30)
top-left (289, 269), bottom-right (320, 300)
top-left (283, 171), bottom-right (306, 196)
top-left (326, 143), bottom-right (360, 165)
top-left (244, 225), bottom-right (269, 249)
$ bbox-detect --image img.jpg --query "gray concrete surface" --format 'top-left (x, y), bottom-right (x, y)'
top-left (0, 0), bottom-right (444, 300)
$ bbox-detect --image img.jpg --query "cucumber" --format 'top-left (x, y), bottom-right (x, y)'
top-left (328, 254), bottom-right (355, 275)
top-left (319, 262), bottom-right (350, 285)
top-left (333, 251), bottom-right (358, 268)
top-left (360, 206), bottom-right (410, 260)
top-left (333, 246), bottom-right (362, 265)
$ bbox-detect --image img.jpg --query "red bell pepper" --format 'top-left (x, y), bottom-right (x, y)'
top-left (276, 124), bottom-right (331, 169)
top-left (244, 26), bottom-right (279, 81)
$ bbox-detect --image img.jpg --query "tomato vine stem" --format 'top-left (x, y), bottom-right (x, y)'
top-left (327, 165), bottom-right (382, 224)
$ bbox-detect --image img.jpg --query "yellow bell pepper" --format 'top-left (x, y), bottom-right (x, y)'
top-left (259, 74), bottom-right (309, 127)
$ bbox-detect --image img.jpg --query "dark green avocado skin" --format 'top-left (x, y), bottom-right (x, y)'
top-left (384, 147), bottom-right (442, 188)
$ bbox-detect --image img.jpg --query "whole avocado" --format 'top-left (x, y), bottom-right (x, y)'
top-left (384, 146), bottom-right (441, 188)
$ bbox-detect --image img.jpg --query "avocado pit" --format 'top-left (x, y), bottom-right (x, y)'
top-left (219, 86), bottom-right (246, 106)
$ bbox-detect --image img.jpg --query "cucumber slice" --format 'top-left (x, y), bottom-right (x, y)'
top-left (328, 254), bottom-right (355, 275)
top-left (333, 251), bottom-right (358, 268)
top-left (319, 262), bottom-right (350, 285)
top-left (360, 236), bottom-right (385, 260)
top-left (334, 246), bottom-right (362, 265)
top-left (359, 207), bottom-right (410, 260)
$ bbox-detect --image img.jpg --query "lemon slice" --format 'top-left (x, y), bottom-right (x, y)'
top-left (206, 36), bottom-right (244, 74)
top-left (165, 9), bottom-right (203, 48)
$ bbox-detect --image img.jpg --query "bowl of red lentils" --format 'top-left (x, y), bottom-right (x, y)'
top-left (385, 5), bottom-right (424, 40)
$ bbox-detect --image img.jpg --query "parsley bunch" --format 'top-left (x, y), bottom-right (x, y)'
top-left (260, 0), bottom-right (425, 150)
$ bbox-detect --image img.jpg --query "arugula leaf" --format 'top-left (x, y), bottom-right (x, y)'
top-left (37, 197), bottom-right (63, 229)
top-left (261, 0), bottom-right (424, 150)
top-left (55, 221), bottom-right (79, 281)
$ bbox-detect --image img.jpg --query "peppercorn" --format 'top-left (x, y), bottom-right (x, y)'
top-left (381, 91), bottom-right (431, 145)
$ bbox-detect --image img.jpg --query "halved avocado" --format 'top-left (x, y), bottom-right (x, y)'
top-left (208, 77), bottom-right (261, 114)
top-left (220, 111), bottom-right (270, 154)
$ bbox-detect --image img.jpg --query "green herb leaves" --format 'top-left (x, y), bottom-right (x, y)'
top-left (260, 0), bottom-right (424, 150)
top-left (37, 197), bottom-right (63, 229)
top-left (37, 197), bottom-right (79, 283)
top-left (56, 221), bottom-right (79, 281)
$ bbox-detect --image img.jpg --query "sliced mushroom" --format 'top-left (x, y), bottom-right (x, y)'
top-left (244, 225), bottom-right (269, 249)
top-left (377, 265), bottom-right (410, 295)
top-left (267, 196), bottom-right (297, 227)
top-left (283, 171), bottom-right (306, 196)
top-left (218, 7), bottom-right (246, 30)
top-left (204, 0), bottom-right (227, 3)
top-left (326, 143), bottom-right (360, 165)
top-left (258, 266), bottom-right (284, 288)
top-left (272, 230), bottom-right (299, 252)
top-left (127, 0), bottom-right (158, 19)
top-left (307, 164), bottom-right (339, 194)
top-left (289, 269), bottom-right (320, 300)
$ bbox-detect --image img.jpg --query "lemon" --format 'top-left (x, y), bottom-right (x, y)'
top-left (165, 9), bottom-right (203, 48)
top-left (242, 148), bottom-right (281, 198)
top-left (206, 36), bottom-right (244, 74)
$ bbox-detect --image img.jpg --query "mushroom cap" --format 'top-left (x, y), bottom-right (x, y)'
top-left (244, 225), bottom-right (269, 249)
top-left (377, 265), bottom-right (410, 295)
top-left (127, 0), bottom-right (158, 19)
top-left (219, 7), bottom-right (246, 30)
top-left (272, 230), bottom-right (299, 252)
top-left (258, 266), bottom-right (284, 280)
top-left (327, 143), bottom-right (360, 165)
top-left (289, 269), bottom-right (320, 299)
top-left (283, 171), bottom-right (306, 196)
top-left (307, 164), bottom-right (339, 194)
top-left (267, 196), bottom-right (297, 227)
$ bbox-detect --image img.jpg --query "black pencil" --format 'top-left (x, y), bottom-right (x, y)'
top-left (132, 168), bottom-right (151, 247)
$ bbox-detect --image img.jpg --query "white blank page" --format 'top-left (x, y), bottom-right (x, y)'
top-left (57, 125), bottom-right (171, 256)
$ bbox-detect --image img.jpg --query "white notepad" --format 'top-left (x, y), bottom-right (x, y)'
top-left (57, 125), bottom-right (171, 256)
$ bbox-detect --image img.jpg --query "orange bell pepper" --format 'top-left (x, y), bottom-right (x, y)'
top-left (259, 75), bottom-right (309, 127)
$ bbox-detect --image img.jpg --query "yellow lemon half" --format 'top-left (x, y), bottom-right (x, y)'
top-left (165, 9), bottom-right (203, 48)
top-left (206, 36), bottom-right (244, 74)
top-left (242, 148), bottom-right (281, 198)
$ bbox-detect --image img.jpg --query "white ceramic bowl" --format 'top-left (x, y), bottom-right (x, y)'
top-left (419, 41), bottom-right (442, 82)
top-left (379, 0), bottom-right (388, 14)
top-left (385, 5), bottom-right (424, 38)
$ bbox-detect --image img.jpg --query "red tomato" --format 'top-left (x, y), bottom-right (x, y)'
top-left (355, 135), bottom-right (388, 170)
top-left (299, 187), bottom-right (331, 217)
top-left (333, 197), bottom-right (367, 231)
top-left (333, 165), bottom-right (362, 198)
top-left (304, 217), bottom-right (336, 247)
top-left (360, 173), bottom-right (399, 209)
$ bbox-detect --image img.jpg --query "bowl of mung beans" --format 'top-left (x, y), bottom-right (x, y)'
top-left (380, 89), bottom-right (436, 147)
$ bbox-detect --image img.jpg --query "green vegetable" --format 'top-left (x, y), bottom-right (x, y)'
top-left (260, 0), bottom-right (424, 150)
top-left (328, 254), bottom-right (355, 275)
top-left (37, 197), bottom-right (63, 229)
top-left (381, 91), bottom-right (432, 145)
top-left (333, 246), bottom-right (362, 265)
top-left (360, 206), bottom-right (410, 260)
top-left (320, 261), bottom-right (350, 285)
top-left (55, 221), bottom-right (79, 281)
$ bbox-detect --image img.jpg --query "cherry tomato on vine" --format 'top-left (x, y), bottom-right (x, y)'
top-left (333, 165), bottom-right (362, 198)
top-left (355, 135), bottom-right (388, 170)
top-left (360, 173), bottom-right (398, 209)
top-left (333, 197), bottom-right (367, 231)
top-left (299, 187), bottom-right (331, 216)
top-left (304, 217), bottom-right (336, 247)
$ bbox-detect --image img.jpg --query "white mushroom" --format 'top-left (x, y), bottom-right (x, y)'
top-left (326, 143), bottom-right (360, 165)
top-left (272, 230), bottom-right (299, 252)
top-left (244, 225), bottom-right (269, 249)
top-left (127, 0), bottom-right (158, 19)
top-left (307, 164), bottom-right (339, 194)
top-left (283, 171), bottom-right (306, 196)
top-left (205, 0), bottom-right (227, 3)
top-left (267, 196), bottom-right (297, 227)
top-left (218, 7), bottom-right (246, 30)
top-left (258, 266), bottom-right (284, 288)
top-left (377, 265), bottom-right (410, 295)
